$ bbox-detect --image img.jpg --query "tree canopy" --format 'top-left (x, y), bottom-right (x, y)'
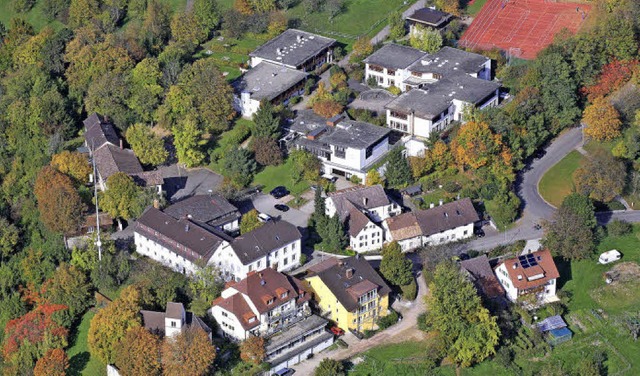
top-left (380, 242), bottom-right (413, 286)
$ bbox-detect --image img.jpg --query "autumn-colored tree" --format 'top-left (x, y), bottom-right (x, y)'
top-left (350, 37), bottom-right (373, 63)
top-left (434, 0), bottom-right (460, 16)
top-left (253, 137), bottom-right (283, 166)
top-left (51, 150), bottom-right (92, 184)
top-left (114, 326), bottom-right (161, 376)
top-left (170, 12), bottom-right (208, 51)
top-left (2, 304), bottom-right (69, 373)
top-left (581, 59), bottom-right (639, 101)
top-left (240, 336), bottom-right (266, 365)
top-left (251, 0), bottom-right (276, 13)
top-left (313, 99), bottom-right (344, 118)
top-left (583, 96), bottom-right (622, 141)
top-left (125, 123), bottom-right (168, 166)
top-left (34, 348), bottom-right (69, 376)
top-left (234, 0), bottom-right (253, 15)
top-left (88, 285), bottom-right (142, 364)
top-left (574, 149), bottom-right (626, 202)
top-left (34, 166), bottom-right (85, 235)
top-left (308, 82), bottom-right (333, 105)
top-left (240, 209), bottom-right (264, 234)
top-left (430, 141), bottom-right (452, 172)
top-left (410, 24), bottom-right (443, 53)
top-left (162, 326), bottom-right (216, 376)
top-left (451, 121), bottom-right (503, 171)
top-left (268, 11), bottom-right (287, 37)
top-left (329, 71), bottom-right (348, 90)
top-left (366, 169), bottom-right (384, 186)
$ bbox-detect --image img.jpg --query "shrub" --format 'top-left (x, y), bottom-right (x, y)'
top-left (299, 253), bottom-right (308, 266)
top-left (349, 175), bottom-right (362, 184)
top-left (442, 180), bottom-right (460, 193)
top-left (400, 278), bottom-right (417, 300)
top-left (388, 85), bottom-right (401, 96)
top-left (417, 312), bottom-right (429, 331)
top-left (367, 76), bottom-right (378, 87)
top-left (304, 78), bottom-right (316, 95)
top-left (289, 96), bottom-right (301, 105)
top-left (467, 250), bottom-right (480, 258)
top-left (607, 219), bottom-right (632, 237)
top-left (377, 310), bottom-right (399, 330)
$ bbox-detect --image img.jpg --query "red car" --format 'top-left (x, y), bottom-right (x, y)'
top-left (330, 326), bottom-right (345, 336)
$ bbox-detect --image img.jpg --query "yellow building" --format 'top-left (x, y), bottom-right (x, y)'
top-left (305, 256), bottom-right (391, 332)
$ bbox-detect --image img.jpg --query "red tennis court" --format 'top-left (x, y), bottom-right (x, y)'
top-left (459, 0), bottom-right (591, 60)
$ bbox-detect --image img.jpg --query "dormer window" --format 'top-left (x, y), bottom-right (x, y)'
top-left (280, 292), bottom-right (288, 299)
top-left (248, 316), bottom-right (256, 323)
top-left (267, 298), bottom-right (275, 305)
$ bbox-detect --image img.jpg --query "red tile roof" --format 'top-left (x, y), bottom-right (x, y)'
top-left (498, 249), bottom-right (560, 291)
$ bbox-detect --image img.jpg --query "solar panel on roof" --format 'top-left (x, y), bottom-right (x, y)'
top-left (518, 255), bottom-right (530, 269)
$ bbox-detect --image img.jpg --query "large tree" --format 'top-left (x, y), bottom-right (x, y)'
top-left (253, 137), bottom-right (283, 166)
top-left (100, 172), bottom-right (145, 228)
top-left (317, 214), bottom-right (347, 253)
top-left (41, 263), bottom-right (92, 327)
top-left (240, 209), bottom-right (264, 234)
top-left (188, 265), bottom-right (224, 316)
top-left (385, 147), bottom-right (412, 188)
top-left (315, 358), bottom-right (345, 376)
top-left (221, 148), bottom-right (258, 187)
top-left (253, 101), bottom-right (280, 140)
top-left (544, 193), bottom-right (596, 260)
top-left (380, 242), bottom-right (413, 286)
top-left (290, 149), bottom-right (321, 184)
top-left (114, 326), bottom-right (162, 376)
top-left (451, 121), bottom-right (503, 170)
top-left (388, 11), bottom-right (405, 40)
top-left (88, 285), bottom-right (142, 364)
top-left (50, 151), bottom-right (92, 183)
top-left (0, 216), bottom-right (19, 260)
top-left (424, 262), bottom-right (500, 367)
top-left (161, 326), bottom-right (216, 376)
top-left (125, 123), bottom-right (168, 166)
top-left (574, 149), bottom-right (626, 202)
top-left (33, 348), bottom-right (69, 376)
top-left (34, 166), bottom-right (85, 235)
top-left (239, 335), bottom-right (265, 365)
top-left (410, 25), bottom-right (443, 53)
top-left (583, 96), bottom-right (622, 141)
top-left (172, 116), bottom-right (206, 167)
top-left (128, 58), bottom-right (164, 123)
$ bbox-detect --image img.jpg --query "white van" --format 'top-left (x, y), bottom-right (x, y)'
top-left (599, 250), bottom-right (622, 264)
top-left (258, 212), bottom-right (272, 223)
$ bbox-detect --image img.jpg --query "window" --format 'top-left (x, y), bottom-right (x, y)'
top-left (280, 292), bottom-right (288, 299)
top-left (267, 298), bottom-right (275, 305)
top-left (222, 311), bottom-right (228, 318)
top-left (283, 257), bottom-right (288, 266)
top-left (335, 146), bottom-right (346, 159)
top-left (257, 261), bottom-right (261, 268)
top-left (248, 316), bottom-right (256, 323)
top-left (389, 120), bottom-right (408, 132)
top-left (171, 321), bottom-right (176, 328)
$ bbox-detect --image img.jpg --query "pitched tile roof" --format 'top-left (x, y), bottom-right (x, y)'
top-left (141, 302), bottom-right (211, 336)
top-left (130, 171), bottom-right (164, 187)
top-left (306, 256), bottom-right (391, 312)
top-left (363, 43), bottom-right (426, 70)
top-left (228, 268), bottom-right (308, 315)
top-left (385, 212), bottom-right (423, 241)
top-left (94, 144), bottom-right (143, 181)
top-left (135, 207), bottom-right (231, 264)
top-left (460, 255), bottom-right (505, 299)
top-left (344, 201), bottom-right (373, 238)
top-left (164, 194), bottom-right (240, 227)
top-left (328, 185), bottom-right (391, 217)
top-left (498, 249), bottom-right (560, 291)
top-left (84, 113), bottom-right (120, 151)
top-left (231, 220), bottom-right (302, 264)
top-left (165, 302), bottom-right (185, 319)
top-left (213, 294), bottom-right (260, 331)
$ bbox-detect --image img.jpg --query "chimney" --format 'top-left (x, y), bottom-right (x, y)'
top-left (153, 199), bottom-right (160, 209)
top-left (184, 224), bottom-right (189, 232)
top-left (363, 197), bottom-right (368, 206)
top-left (346, 268), bottom-right (354, 279)
top-left (119, 139), bottom-right (123, 149)
top-left (512, 263), bottom-right (517, 269)
top-left (439, 199), bottom-right (443, 206)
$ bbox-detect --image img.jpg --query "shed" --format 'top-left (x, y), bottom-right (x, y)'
top-left (401, 184), bottom-right (422, 197)
top-left (599, 250), bottom-right (621, 265)
top-left (547, 327), bottom-right (572, 346)
top-left (536, 315), bottom-right (567, 333)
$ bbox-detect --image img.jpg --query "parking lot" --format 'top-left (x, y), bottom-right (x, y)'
top-left (252, 193), bottom-right (312, 228)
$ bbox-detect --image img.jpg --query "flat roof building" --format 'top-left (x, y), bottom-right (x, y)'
top-left (250, 29), bottom-right (336, 72)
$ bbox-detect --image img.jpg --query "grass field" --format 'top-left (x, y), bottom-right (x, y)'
top-left (67, 311), bottom-right (106, 376)
top-left (538, 150), bottom-right (584, 207)
top-left (253, 158), bottom-right (310, 197)
top-left (351, 226), bottom-right (640, 375)
top-left (466, 0), bottom-right (489, 15)
top-left (0, 0), bottom-right (64, 31)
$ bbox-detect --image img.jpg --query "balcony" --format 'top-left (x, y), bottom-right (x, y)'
top-left (264, 307), bottom-right (312, 336)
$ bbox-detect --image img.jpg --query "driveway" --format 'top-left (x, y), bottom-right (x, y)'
top-left (291, 272), bottom-right (428, 374)
top-left (252, 193), bottom-right (312, 228)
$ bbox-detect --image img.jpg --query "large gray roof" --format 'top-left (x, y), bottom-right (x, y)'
top-left (406, 8), bottom-right (452, 27)
top-left (407, 46), bottom-right (490, 76)
top-left (290, 110), bottom-right (390, 150)
top-left (231, 220), bottom-right (302, 264)
top-left (363, 44), bottom-right (426, 70)
top-left (164, 194), bottom-right (240, 227)
top-left (234, 62), bottom-right (307, 101)
top-left (250, 29), bottom-right (336, 68)
top-left (385, 88), bottom-right (452, 120)
top-left (84, 115), bottom-right (120, 150)
top-left (415, 198), bottom-right (479, 236)
top-left (94, 144), bottom-right (143, 181)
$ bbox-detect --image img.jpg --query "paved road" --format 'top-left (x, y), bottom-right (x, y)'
top-left (251, 193), bottom-right (312, 228)
top-left (291, 272), bottom-right (428, 374)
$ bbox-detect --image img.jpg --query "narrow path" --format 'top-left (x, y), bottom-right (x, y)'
top-left (291, 275), bottom-right (429, 373)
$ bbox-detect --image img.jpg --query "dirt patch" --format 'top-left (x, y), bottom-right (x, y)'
top-left (591, 262), bottom-right (640, 309)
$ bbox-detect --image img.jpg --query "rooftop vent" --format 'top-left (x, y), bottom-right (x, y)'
top-left (297, 35), bottom-right (303, 43)
top-left (276, 48), bottom-right (282, 55)
top-left (309, 35), bottom-right (315, 39)
top-left (439, 199), bottom-right (443, 206)
top-left (517, 275), bottom-right (523, 281)
top-left (185, 224), bottom-right (190, 232)
top-left (512, 263), bottom-right (518, 269)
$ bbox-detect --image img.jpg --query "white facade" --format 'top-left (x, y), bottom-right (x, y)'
top-left (133, 231), bottom-right (230, 275)
top-left (365, 64), bottom-right (405, 89)
top-left (315, 137), bottom-right (390, 184)
top-left (495, 263), bottom-right (557, 302)
top-left (211, 304), bottom-right (253, 340)
top-left (325, 197), bottom-right (401, 223)
top-left (383, 222), bottom-right (475, 252)
top-left (350, 222), bottom-right (385, 253)
top-left (210, 239), bottom-right (302, 282)
top-left (165, 310), bottom-right (186, 338)
top-left (236, 92), bottom-right (261, 118)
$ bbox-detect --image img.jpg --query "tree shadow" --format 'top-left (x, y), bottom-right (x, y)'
top-left (67, 352), bottom-right (90, 376)
top-left (554, 256), bottom-right (572, 291)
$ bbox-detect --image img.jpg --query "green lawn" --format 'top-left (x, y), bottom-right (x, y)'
top-left (538, 150), bottom-right (584, 207)
top-left (252, 158), bottom-right (310, 197)
top-left (67, 311), bottom-right (106, 376)
top-left (0, 0), bottom-right (64, 31)
top-left (466, 0), bottom-right (489, 16)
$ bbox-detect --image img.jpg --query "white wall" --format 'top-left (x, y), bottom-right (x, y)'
top-left (495, 263), bottom-right (558, 302)
top-left (365, 64), bottom-right (407, 88)
top-left (423, 223), bottom-right (474, 246)
top-left (210, 305), bottom-right (251, 341)
top-left (235, 93), bottom-right (261, 119)
top-left (134, 232), bottom-right (203, 275)
top-left (350, 223), bottom-right (384, 253)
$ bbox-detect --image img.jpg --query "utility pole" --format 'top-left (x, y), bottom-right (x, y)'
top-left (91, 141), bottom-right (102, 262)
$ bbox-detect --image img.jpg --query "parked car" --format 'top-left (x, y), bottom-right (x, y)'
top-left (330, 326), bottom-right (345, 336)
top-left (272, 368), bottom-right (295, 376)
top-left (475, 228), bottom-right (485, 238)
top-left (270, 186), bottom-right (290, 199)
top-left (310, 185), bottom-right (320, 191)
top-left (322, 175), bottom-right (338, 183)
top-left (258, 212), bottom-right (272, 222)
top-left (274, 204), bottom-right (290, 212)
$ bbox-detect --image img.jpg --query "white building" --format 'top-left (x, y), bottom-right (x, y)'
top-left (324, 185), bottom-right (401, 253)
top-left (140, 302), bottom-right (212, 339)
top-left (214, 220), bottom-right (303, 282)
top-left (287, 111), bottom-right (391, 184)
top-left (134, 207), bottom-right (233, 275)
top-left (233, 62), bottom-right (307, 118)
top-left (249, 29), bottom-right (336, 72)
top-left (494, 249), bottom-right (560, 303)
top-left (363, 45), bottom-right (500, 138)
top-left (383, 198), bottom-right (479, 252)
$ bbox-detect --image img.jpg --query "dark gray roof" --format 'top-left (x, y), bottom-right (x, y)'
top-left (234, 62), bottom-right (308, 101)
top-left (164, 194), bottom-right (240, 227)
top-left (130, 170), bottom-right (164, 187)
top-left (165, 302), bottom-right (184, 319)
top-left (94, 144), bottom-right (143, 181)
top-left (460, 255), bottom-right (505, 299)
top-left (328, 185), bottom-right (391, 217)
top-left (265, 314), bottom-right (328, 352)
top-left (406, 8), bottom-right (452, 27)
top-left (385, 88), bottom-right (452, 120)
top-left (141, 303), bottom-right (211, 337)
top-left (231, 220), bottom-right (302, 264)
top-left (135, 207), bottom-right (231, 264)
top-left (363, 44), bottom-right (426, 70)
top-left (84, 116), bottom-right (120, 151)
top-left (250, 29), bottom-right (336, 68)
top-left (415, 198), bottom-right (479, 236)
top-left (83, 112), bottom-right (103, 131)
top-left (306, 256), bottom-right (391, 312)
top-left (290, 110), bottom-right (390, 150)
top-left (407, 46), bottom-right (490, 76)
